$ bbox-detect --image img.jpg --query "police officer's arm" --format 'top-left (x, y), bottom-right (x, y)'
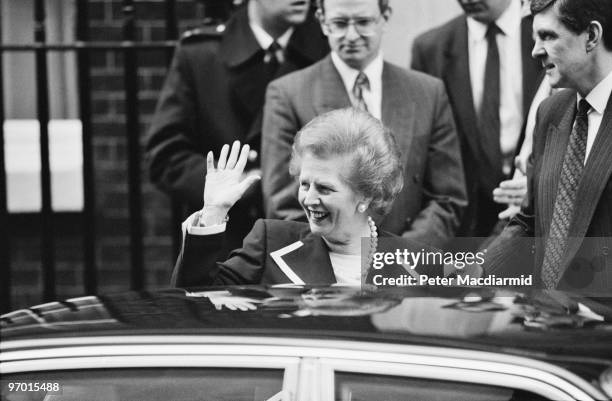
top-left (483, 103), bottom-right (544, 277)
top-left (146, 42), bottom-right (205, 208)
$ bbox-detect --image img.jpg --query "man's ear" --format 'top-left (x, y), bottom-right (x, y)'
top-left (315, 8), bottom-right (324, 23)
top-left (382, 7), bottom-right (392, 21)
top-left (315, 8), bottom-right (328, 35)
top-left (586, 20), bottom-right (603, 53)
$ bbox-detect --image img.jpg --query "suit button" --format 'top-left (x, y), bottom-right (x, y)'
top-left (531, 245), bottom-right (536, 254)
top-left (412, 175), bottom-right (419, 184)
top-left (603, 246), bottom-right (610, 256)
top-left (406, 217), bottom-right (413, 225)
top-left (248, 150), bottom-right (258, 162)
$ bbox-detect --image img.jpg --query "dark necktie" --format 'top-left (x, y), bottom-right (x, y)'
top-left (479, 23), bottom-right (502, 167)
top-left (264, 41), bottom-right (282, 75)
top-left (352, 71), bottom-right (370, 113)
top-left (541, 99), bottom-right (591, 289)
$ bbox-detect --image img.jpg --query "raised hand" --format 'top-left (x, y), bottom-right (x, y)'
top-left (200, 141), bottom-right (260, 226)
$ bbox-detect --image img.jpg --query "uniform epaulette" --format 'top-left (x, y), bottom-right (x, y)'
top-left (180, 24), bottom-right (226, 43)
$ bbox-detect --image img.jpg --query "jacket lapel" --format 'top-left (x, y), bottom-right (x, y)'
top-left (566, 95), bottom-right (612, 250)
top-left (270, 234), bottom-right (337, 284)
top-left (537, 96), bottom-right (575, 235)
top-left (220, 9), bottom-right (271, 122)
top-left (312, 56), bottom-right (352, 116)
top-left (381, 63), bottom-right (415, 165)
top-left (219, 8), bottom-right (260, 67)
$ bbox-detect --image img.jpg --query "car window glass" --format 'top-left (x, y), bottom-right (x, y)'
top-left (334, 372), bottom-right (551, 401)
top-left (1, 368), bottom-right (284, 401)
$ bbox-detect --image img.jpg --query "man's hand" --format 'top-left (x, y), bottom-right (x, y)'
top-left (493, 175), bottom-right (527, 220)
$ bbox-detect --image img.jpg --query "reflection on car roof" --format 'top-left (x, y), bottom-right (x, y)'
top-left (2, 285), bottom-right (612, 363)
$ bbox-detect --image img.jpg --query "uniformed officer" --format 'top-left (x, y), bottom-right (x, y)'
top-left (146, 0), bottom-right (329, 254)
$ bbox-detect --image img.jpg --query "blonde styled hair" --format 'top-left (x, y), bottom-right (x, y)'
top-left (289, 108), bottom-right (403, 215)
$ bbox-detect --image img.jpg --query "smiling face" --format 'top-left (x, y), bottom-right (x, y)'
top-left (532, 4), bottom-right (590, 91)
top-left (319, 0), bottom-right (388, 70)
top-left (298, 153), bottom-right (367, 244)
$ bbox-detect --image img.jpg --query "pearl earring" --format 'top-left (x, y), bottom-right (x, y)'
top-left (358, 204), bottom-right (367, 213)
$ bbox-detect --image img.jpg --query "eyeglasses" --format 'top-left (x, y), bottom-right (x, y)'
top-left (322, 16), bottom-right (382, 37)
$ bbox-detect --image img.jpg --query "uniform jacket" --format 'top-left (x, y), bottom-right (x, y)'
top-left (411, 15), bottom-right (542, 237)
top-left (485, 90), bottom-right (612, 293)
top-left (146, 7), bottom-right (329, 250)
top-left (261, 55), bottom-right (467, 249)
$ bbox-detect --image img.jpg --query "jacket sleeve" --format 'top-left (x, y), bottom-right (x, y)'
top-left (172, 218), bottom-right (268, 287)
top-left (145, 44), bottom-right (206, 208)
top-left (261, 80), bottom-right (306, 221)
top-left (402, 81), bottom-right (468, 247)
top-left (482, 102), bottom-right (545, 276)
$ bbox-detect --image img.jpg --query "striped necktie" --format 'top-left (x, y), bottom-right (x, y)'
top-left (352, 71), bottom-right (370, 112)
top-left (541, 98), bottom-right (590, 289)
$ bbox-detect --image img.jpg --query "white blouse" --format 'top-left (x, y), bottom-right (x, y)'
top-left (328, 252), bottom-right (362, 285)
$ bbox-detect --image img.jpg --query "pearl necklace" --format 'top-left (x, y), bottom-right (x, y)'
top-left (362, 216), bottom-right (378, 282)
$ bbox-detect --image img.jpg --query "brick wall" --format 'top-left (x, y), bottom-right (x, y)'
top-left (7, 0), bottom-right (206, 310)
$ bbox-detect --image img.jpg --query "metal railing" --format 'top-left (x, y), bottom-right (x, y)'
top-left (0, 0), bottom-right (201, 312)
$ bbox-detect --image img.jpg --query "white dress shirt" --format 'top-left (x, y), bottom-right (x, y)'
top-left (582, 69), bottom-right (612, 163)
top-left (185, 211), bottom-right (226, 236)
top-left (330, 51), bottom-right (384, 120)
top-left (467, 0), bottom-right (523, 173)
top-left (249, 21), bottom-right (294, 56)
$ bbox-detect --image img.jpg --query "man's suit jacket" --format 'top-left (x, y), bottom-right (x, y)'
top-left (411, 15), bottom-right (542, 237)
top-left (146, 7), bottom-right (329, 250)
top-left (261, 55), bottom-right (467, 249)
top-left (486, 90), bottom-right (612, 293)
top-left (171, 218), bottom-right (422, 287)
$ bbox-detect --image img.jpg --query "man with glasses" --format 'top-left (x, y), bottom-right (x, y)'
top-left (261, 0), bottom-right (467, 248)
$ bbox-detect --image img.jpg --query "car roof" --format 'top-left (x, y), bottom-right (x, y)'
top-left (2, 285), bottom-right (611, 364)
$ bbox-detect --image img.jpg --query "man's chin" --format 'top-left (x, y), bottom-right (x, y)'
top-left (284, 13), bottom-right (308, 26)
top-left (469, 12), bottom-right (495, 24)
top-left (547, 74), bottom-right (562, 89)
top-left (339, 54), bottom-right (367, 70)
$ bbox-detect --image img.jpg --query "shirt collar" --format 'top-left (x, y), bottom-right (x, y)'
top-left (582, 69), bottom-right (612, 115)
top-left (467, 0), bottom-right (521, 40)
top-left (248, 21), bottom-right (294, 50)
top-left (330, 51), bottom-right (384, 91)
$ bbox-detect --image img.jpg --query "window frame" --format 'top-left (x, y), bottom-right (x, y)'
top-left (1, 335), bottom-right (606, 401)
top-left (320, 358), bottom-right (578, 401)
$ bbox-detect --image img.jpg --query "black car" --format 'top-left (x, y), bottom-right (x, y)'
top-left (2, 286), bottom-right (612, 401)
